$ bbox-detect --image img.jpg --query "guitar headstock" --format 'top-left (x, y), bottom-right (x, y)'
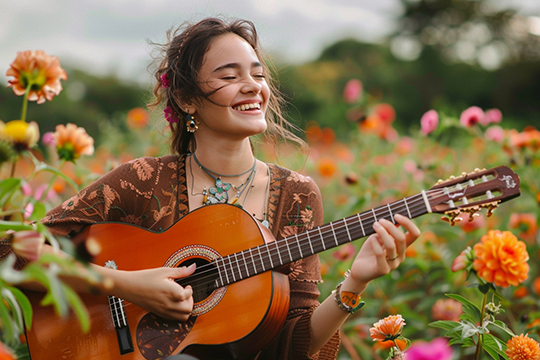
top-left (427, 166), bottom-right (520, 225)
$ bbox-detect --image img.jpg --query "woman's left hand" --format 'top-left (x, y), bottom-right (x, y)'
top-left (346, 214), bottom-right (421, 290)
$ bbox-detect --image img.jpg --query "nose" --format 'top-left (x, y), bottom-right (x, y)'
top-left (240, 77), bottom-right (262, 94)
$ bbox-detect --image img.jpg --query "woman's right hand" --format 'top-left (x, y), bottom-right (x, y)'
top-left (110, 263), bottom-right (196, 322)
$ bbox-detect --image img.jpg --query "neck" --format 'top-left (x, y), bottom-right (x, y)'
top-left (192, 137), bottom-right (255, 175)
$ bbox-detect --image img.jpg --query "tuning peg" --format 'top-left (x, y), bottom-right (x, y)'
top-left (441, 211), bottom-right (462, 226)
top-left (461, 172), bottom-right (468, 177)
top-left (436, 179), bottom-right (444, 185)
top-left (479, 201), bottom-right (500, 217)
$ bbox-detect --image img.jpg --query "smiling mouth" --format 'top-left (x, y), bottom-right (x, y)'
top-left (232, 103), bottom-right (261, 111)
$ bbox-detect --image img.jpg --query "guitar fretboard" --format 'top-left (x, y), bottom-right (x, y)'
top-left (213, 192), bottom-right (431, 288)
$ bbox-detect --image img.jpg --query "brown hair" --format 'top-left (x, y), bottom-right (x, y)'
top-left (148, 17), bottom-right (306, 155)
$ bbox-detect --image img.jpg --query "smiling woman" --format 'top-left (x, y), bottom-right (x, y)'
top-left (26, 17), bottom-right (422, 360)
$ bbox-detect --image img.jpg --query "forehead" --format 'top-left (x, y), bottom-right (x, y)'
top-left (201, 33), bottom-right (259, 72)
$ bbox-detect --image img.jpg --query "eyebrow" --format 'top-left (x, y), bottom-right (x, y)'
top-left (212, 61), bottom-right (262, 73)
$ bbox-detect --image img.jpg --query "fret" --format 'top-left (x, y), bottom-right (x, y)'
top-left (249, 248), bottom-right (257, 276)
top-left (357, 213), bottom-right (365, 236)
top-left (372, 208), bottom-right (378, 222)
top-left (216, 257), bottom-right (225, 287)
top-left (258, 246), bottom-right (266, 272)
top-left (387, 204), bottom-right (395, 224)
top-left (285, 239), bottom-right (293, 263)
top-left (275, 241), bottom-right (283, 265)
top-left (330, 222), bottom-right (338, 246)
top-left (343, 217), bottom-right (352, 241)
top-left (266, 243), bottom-right (274, 269)
top-left (234, 252), bottom-right (243, 280)
top-left (317, 227), bottom-right (326, 250)
top-left (306, 231), bottom-right (314, 255)
top-left (404, 198), bottom-right (412, 218)
top-left (226, 256), bottom-right (235, 283)
top-left (421, 190), bottom-right (432, 213)
top-left (241, 250), bottom-right (250, 278)
top-left (295, 233), bottom-right (303, 258)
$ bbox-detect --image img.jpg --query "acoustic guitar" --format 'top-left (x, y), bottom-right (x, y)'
top-left (24, 166), bottom-right (520, 360)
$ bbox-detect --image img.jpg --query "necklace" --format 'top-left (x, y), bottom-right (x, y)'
top-left (191, 153), bottom-right (257, 207)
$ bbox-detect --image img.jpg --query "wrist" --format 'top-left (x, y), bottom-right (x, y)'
top-left (340, 273), bottom-right (368, 295)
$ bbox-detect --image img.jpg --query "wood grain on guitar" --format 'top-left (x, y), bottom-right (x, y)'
top-left (24, 166), bottom-right (520, 360)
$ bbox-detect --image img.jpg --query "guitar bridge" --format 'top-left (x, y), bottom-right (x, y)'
top-left (105, 260), bottom-right (134, 355)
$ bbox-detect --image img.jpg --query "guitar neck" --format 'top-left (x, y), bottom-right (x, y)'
top-left (214, 192), bottom-right (431, 288)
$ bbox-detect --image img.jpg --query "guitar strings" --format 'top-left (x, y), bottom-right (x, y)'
top-left (107, 185), bottom-right (478, 316)
top-left (173, 187), bottom-right (455, 289)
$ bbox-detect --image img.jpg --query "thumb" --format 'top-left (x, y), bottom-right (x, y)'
top-left (175, 263), bottom-right (197, 278)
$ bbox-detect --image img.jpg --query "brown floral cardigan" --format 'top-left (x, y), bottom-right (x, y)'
top-left (5, 154), bottom-right (341, 359)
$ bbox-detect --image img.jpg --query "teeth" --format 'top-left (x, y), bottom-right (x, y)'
top-left (234, 103), bottom-right (261, 111)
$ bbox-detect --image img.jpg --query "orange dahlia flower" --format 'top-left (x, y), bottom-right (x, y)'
top-left (54, 123), bottom-right (94, 162)
top-left (473, 230), bottom-right (529, 288)
top-left (431, 298), bottom-right (463, 322)
top-left (6, 50), bottom-right (67, 104)
top-left (506, 334), bottom-right (540, 360)
top-left (370, 315), bottom-right (406, 342)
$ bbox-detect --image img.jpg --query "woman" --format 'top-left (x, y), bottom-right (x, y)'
top-left (40, 17), bottom-right (420, 359)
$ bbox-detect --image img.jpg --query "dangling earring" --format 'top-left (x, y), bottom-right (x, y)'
top-left (186, 113), bottom-right (199, 133)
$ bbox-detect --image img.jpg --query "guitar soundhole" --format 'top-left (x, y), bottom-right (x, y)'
top-left (177, 258), bottom-right (219, 303)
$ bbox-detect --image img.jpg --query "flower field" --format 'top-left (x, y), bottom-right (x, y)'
top-left (1, 51), bottom-right (539, 360)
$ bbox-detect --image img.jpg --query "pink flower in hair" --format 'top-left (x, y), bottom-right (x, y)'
top-left (160, 73), bottom-right (170, 88)
top-left (164, 106), bottom-right (178, 124)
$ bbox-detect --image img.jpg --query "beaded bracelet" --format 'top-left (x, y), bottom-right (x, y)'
top-left (332, 271), bottom-right (365, 314)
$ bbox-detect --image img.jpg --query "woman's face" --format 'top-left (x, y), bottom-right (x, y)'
top-left (190, 33), bottom-right (270, 142)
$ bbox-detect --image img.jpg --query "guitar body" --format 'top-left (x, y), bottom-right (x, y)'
top-left (25, 205), bottom-right (290, 360)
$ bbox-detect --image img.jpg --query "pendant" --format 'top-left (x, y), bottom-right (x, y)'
top-left (207, 178), bottom-right (231, 204)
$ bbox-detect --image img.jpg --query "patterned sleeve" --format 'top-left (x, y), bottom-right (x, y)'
top-left (259, 168), bottom-right (340, 360)
top-left (42, 156), bottom-right (179, 238)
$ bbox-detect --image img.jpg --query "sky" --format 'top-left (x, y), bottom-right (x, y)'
top-left (1, 0), bottom-right (539, 84)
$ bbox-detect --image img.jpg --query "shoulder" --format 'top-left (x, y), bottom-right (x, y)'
top-left (268, 163), bottom-right (321, 195)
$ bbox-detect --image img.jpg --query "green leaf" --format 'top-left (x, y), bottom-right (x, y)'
top-left (0, 178), bottom-right (21, 206)
top-left (62, 283), bottom-right (90, 333)
top-left (483, 334), bottom-right (509, 360)
top-left (446, 293), bottom-right (482, 321)
top-left (429, 320), bottom-right (462, 331)
top-left (31, 161), bottom-right (79, 192)
top-left (0, 220), bottom-right (33, 232)
top-left (28, 200), bottom-right (46, 222)
top-left (0, 292), bottom-right (16, 344)
top-left (491, 320), bottom-right (516, 338)
top-left (9, 286), bottom-right (34, 329)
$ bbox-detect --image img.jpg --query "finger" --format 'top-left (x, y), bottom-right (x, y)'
top-left (395, 214), bottom-right (421, 246)
top-left (366, 236), bottom-right (391, 269)
top-left (373, 220), bottom-right (398, 259)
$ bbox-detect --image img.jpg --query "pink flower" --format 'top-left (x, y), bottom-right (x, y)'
top-left (420, 110), bottom-right (439, 135)
top-left (460, 106), bottom-right (484, 127)
top-left (332, 243), bottom-right (356, 261)
top-left (9, 230), bottom-right (45, 261)
top-left (41, 131), bottom-right (56, 146)
top-left (481, 108), bottom-right (502, 125)
top-left (160, 73), bottom-right (170, 88)
top-left (451, 248), bottom-right (472, 272)
top-left (343, 79), bottom-right (362, 104)
top-left (164, 106), bottom-right (178, 124)
top-left (485, 126), bottom-right (505, 143)
top-left (406, 338), bottom-right (453, 360)
top-left (431, 299), bottom-right (463, 321)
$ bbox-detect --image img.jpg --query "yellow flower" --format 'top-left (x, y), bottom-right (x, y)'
top-left (6, 50), bottom-right (67, 104)
top-left (54, 123), bottom-right (94, 162)
top-left (473, 230), bottom-right (529, 288)
top-left (506, 334), bottom-right (540, 360)
top-left (370, 315), bottom-right (406, 342)
top-left (0, 120), bottom-right (40, 152)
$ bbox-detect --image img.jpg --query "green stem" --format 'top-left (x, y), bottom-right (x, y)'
top-left (20, 84), bottom-right (32, 122)
top-left (474, 292), bottom-right (488, 360)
